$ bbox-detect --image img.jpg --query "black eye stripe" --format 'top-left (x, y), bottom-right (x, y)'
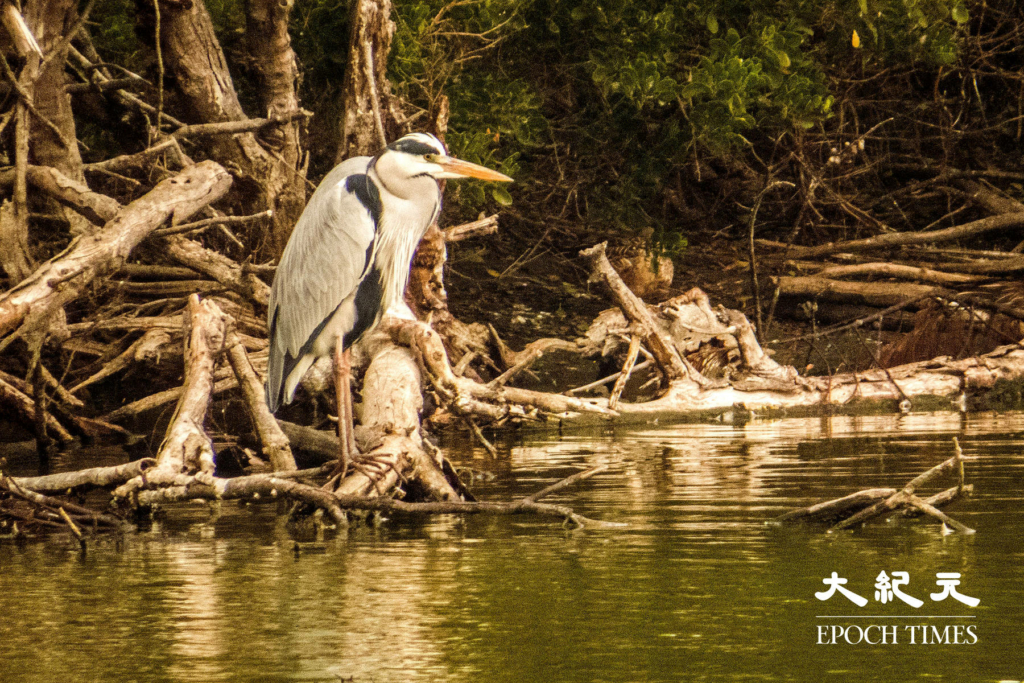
top-left (387, 139), bottom-right (443, 156)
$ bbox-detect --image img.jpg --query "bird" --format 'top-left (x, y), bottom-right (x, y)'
top-left (265, 132), bottom-right (512, 473)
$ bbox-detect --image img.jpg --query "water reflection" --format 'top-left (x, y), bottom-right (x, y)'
top-left (1, 412), bottom-right (1023, 682)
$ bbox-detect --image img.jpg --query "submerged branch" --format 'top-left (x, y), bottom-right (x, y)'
top-left (775, 441), bottom-right (974, 534)
top-left (130, 465), bottom-right (616, 529)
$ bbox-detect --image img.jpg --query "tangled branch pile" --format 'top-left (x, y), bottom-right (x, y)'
top-left (3, 0), bottom-right (1024, 534)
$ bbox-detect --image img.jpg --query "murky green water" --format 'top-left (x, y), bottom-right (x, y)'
top-left (1, 412), bottom-right (1023, 682)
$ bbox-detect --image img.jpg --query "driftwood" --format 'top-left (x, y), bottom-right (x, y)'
top-left (774, 439), bottom-right (973, 533)
top-left (812, 263), bottom-right (981, 286)
top-left (114, 295), bottom-right (227, 497)
top-left (775, 276), bottom-right (951, 308)
top-left (161, 235), bottom-right (271, 306)
top-left (391, 317), bottom-right (616, 421)
top-left (445, 214), bottom-right (499, 243)
top-left (0, 164), bottom-right (122, 225)
top-left (69, 329), bottom-right (173, 394)
top-left (23, 298), bottom-right (603, 530)
top-left (225, 332), bottom-right (296, 472)
top-left (581, 242), bottom-right (692, 384)
top-left (9, 458), bottom-right (156, 494)
top-left (132, 465), bottom-right (612, 529)
top-left (831, 439), bottom-right (972, 532)
top-left (773, 485), bottom-right (972, 526)
top-left (0, 475), bottom-right (124, 531)
top-left (0, 161), bottom-right (231, 345)
top-left (3, 290), bottom-right (613, 531)
top-left (778, 212), bottom-right (1024, 259)
top-left (0, 371), bottom-right (74, 444)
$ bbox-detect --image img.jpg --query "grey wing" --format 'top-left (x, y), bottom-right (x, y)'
top-left (266, 156), bottom-right (376, 410)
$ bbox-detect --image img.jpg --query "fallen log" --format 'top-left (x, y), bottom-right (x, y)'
top-left (391, 317), bottom-right (617, 420)
top-left (132, 465), bottom-right (614, 529)
top-left (780, 212), bottom-right (1024, 259)
top-left (161, 235), bottom-right (271, 307)
top-left (225, 331), bottom-right (296, 472)
top-left (775, 276), bottom-right (951, 308)
top-left (9, 458), bottom-right (156, 494)
top-left (813, 262), bottom-right (980, 286)
top-left (952, 178), bottom-right (1024, 216)
top-left (936, 254), bottom-right (1024, 275)
top-left (772, 485), bottom-right (972, 525)
top-left (580, 242), bottom-right (691, 384)
top-left (277, 420), bottom-right (345, 462)
top-left (830, 439), bottom-right (971, 532)
top-left (102, 372), bottom-right (239, 423)
top-left (1, 472), bottom-right (125, 528)
top-left (444, 214), bottom-right (499, 243)
top-left (69, 329), bottom-right (173, 394)
top-left (559, 241), bottom-right (1024, 419)
top-left (0, 372), bottom-right (75, 444)
top-left (117, 264), bottom-right (202, 280)
top-left (773, 439), bottom-right (973, 532)
top-left (0, 164), bottom-right (122, 226)
top-left (0, 161), bottom-right (232, 346)
top-left (114, 295), bottom-right (227, 498)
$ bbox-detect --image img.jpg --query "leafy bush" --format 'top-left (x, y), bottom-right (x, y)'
top-left (86, 0), bottom-right (975, 252)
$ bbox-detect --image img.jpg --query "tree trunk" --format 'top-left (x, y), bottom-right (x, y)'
top-left (25, 0), bottom-right (82, 177)
top-left (25, 0), bottom-right (91, 236)
top-left (159, 0), bottom-right (304, 258)
top-left (245, 0), bottom-right (306, 255)
top-left (336, 0), bottom-right (398, 160)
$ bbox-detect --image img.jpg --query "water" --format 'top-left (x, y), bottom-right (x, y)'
top-left (1, 412), bottom-right (1023, 682)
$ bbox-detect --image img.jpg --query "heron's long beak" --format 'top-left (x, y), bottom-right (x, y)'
top-left (436, 157), bottom-right (513, 182)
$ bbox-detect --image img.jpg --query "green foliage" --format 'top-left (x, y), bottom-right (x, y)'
top-left (483, 0), bottom-right (968, 248)
top-left (389, 0), bottom-right (544, 213)
top-left (291, 0), bottom-right (351, 91)
top-left (88, 0), bottom-right (974, 254)
top-left (841, 0), bottom-right (969, 64)
top-left (89, 0), bottom-right (143, 68)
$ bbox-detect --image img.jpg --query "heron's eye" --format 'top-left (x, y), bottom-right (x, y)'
top-left (424, 154), bottom-right (440, 164)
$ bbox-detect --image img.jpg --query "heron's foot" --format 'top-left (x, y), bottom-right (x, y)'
top-left (350, 453), bottom-right (405, 494)
top-left (324, 452), bottom-right (404, 494)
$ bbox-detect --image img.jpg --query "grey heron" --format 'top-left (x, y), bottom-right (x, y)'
top-left (265, 132), bottom-right (512, 472)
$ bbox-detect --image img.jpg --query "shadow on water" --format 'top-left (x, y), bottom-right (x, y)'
top-left (1, 411), bottom-right (1023, 682)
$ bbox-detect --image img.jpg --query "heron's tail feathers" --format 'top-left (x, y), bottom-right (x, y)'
top-left (265, 343), bottom-right (285, 412)
top-left (266, 324), bottom-right (318, 413)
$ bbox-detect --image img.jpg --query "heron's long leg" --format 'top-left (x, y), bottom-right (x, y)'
top-left (334, 340), bottom-right (356, 479)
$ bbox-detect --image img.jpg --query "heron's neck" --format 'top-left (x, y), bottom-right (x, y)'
top-left (372, 173), bottom-right (441, 314)
top-left (370, 156), bottom-right (437, 201)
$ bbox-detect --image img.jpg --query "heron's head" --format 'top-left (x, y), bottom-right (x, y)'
top-left (377, 133), bottom-right (513, 183)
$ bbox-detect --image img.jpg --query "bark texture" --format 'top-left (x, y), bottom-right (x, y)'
top-left (159, 0), bottom-right (305, 257)
top-left (336, 0), bottom-right (398, 160)
top-left (0, 161), bottom-right (232, 342)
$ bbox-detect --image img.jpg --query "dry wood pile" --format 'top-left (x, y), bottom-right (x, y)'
top-left (0, 0), bottom-right (634, 535)
top-left (2, 0), bottom-right (1022, 539)
top-left (757, 178), bottom-right (1024, 367)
